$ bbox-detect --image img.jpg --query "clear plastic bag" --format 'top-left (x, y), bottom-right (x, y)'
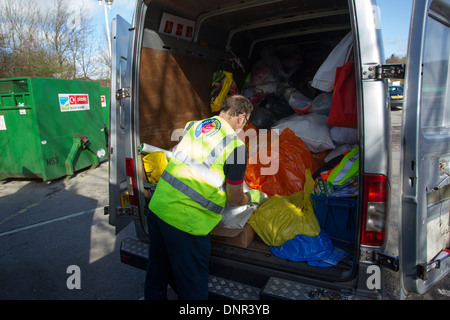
top-left (310, 92), bottom-right (333, 115)
top-left (288, 90), bottom-right (312, 113)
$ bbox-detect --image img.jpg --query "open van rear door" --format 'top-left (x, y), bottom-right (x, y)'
top-left (400, 0), bottom-right (450, 295)
top-left (108, 15), bottom-right (133, 233)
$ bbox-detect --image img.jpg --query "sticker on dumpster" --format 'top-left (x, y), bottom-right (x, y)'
top-left (97, 148), bottom-right (106, 159)
top-left (0, 115), bottom-right (6, 130)
top-left (58, 94), bottom-right (90, 112)
top-left (101, 96), bottom-right (106, 107)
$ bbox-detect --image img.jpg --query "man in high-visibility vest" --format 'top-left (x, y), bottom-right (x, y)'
top-left (144, 95), bottom-right (263, 300)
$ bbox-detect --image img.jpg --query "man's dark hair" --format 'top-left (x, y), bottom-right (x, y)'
top-left (220, 95), bottom-right (253, 116)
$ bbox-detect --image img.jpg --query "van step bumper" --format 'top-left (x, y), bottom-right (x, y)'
top-left (120, 237), bottom-right (149, 270)
top-left (119, 238), bottom-right (354, 300)
top-left (209, 276), bottom-right (260, 300)
top-left (260, 277), bottom-right (353, 300)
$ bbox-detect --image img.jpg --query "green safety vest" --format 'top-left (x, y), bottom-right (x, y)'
top-left (149, 116), bottom-right (245, 236)
top-left (327, 147), bottom-right (359, 186)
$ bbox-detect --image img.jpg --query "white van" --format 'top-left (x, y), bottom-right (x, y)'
top-left (106, 0), bottom-right (450, 300)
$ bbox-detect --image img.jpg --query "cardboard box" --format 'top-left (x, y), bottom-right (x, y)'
top-left (210, 224), bottom-right (255, 248)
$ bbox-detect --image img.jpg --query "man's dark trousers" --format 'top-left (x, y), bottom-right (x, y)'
top-left (144, 209), bottom-right (211, 300)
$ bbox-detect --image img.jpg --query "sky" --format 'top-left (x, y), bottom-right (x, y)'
top-left (3, 0), bottom-right (136, 48)
top-left (92, 0), bottom-right (134, 34)
top-left (91, 0), bottom-right (414, 59)
top-left (0, 0), bottom-right (413, 60)
top-left (377, 0), bottom-right (413, 58)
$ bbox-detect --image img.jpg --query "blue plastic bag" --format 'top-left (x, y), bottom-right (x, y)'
top-left (307, 247), bottom-right (350, 267)
top-left (270, 231), bottom-right (334, 262)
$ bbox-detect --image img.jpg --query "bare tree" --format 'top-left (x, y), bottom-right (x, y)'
top-left (0, 0), bottom-right (56, 77)
top-left (386, 53), bottom-right (406, 64)
top-left (73, 19), bottom-right (98, 80)
top-left (42, 0), bottom-right (80, 78)
top-left (93, 25), bottom-right (112, 84)
top-left (0, 0), bottom-right (103, 80)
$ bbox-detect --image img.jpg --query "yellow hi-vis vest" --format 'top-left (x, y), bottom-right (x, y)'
top-left (149, 116), bottom-right (245, 236)
top-left (327, 147), bottom-right (359, 186)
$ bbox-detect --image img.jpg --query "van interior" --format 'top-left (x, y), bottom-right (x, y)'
top-left (138, 0), bottom-right (360, 286)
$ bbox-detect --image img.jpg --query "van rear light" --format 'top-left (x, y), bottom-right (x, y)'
top-left (362, 174), bottom-right (389, 246)
top-left (125, 158), bottom-right (138, 206)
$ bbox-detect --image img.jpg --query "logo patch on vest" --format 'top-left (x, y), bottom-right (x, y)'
top-left (195, 118), bottom-right (221, 139)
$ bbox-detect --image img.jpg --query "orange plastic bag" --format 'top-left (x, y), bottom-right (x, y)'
top-left (245, 128), bottom-right (318, 197)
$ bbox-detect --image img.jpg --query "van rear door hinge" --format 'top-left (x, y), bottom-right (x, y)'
top-left (374, 252), bottom-right (399, 272)
top-left (417, 249), bottom-right (450, 280)
top-left (116, 88), bottom-right (131, 100)
top-left (116, 206), bottom-right (138, 217)
top-left (362, 64), bottom-right (405, 80)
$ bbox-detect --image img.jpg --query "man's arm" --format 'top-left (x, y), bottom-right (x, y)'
top-left (223, 144), bottom-right (250, 206)
top-left (226, 183), bottom-right (250, 206)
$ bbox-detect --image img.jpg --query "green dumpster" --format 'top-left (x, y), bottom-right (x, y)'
top-left (0, 77), bottom-right (108, 182)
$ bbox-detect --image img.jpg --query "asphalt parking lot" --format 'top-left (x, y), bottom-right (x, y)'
top-left (0, 161), bottom-right (146, 300)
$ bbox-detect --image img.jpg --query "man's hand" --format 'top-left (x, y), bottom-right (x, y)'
top-left (226, 184), bottom-right (266, 206)
top-left (247, 189), bottom-right (264, 205)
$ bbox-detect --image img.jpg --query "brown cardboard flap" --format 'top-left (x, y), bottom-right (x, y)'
top-left (211, 225), bottom-right (244, 237)
top-left (210, 224), bottom-right (255, 248)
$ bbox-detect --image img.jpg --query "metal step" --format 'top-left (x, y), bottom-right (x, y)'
top-left (261, 277), bottom-right (354, 300)
top-left (121, 237), bottom-right (148, 258)
top-left (120, 237), bottom-right (149, 270)
top-left (208, 276), bottom-right (260, 300)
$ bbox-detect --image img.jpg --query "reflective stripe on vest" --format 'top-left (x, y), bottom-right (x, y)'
top-left (160, 170), bottom-right (224, 214)
top-left (172, 149), bottom-right (225, 190)
top-left (149, 116), bottom-right (244, 235)
top-left (165, 127), bottom-right (241, 206)
top-left (327, 147), bottom-right (359, 186)
top-left (173, 133), bottom-right (239, 170)
top-left (182, 121), bottom-right (195, 137)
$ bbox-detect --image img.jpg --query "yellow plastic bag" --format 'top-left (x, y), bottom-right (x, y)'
top-left (210, 71), bottom-right (234, 113)
top-left (247, 169), bottom-right (320, 247)
top-left (142, 151), bottom-right (168, 184)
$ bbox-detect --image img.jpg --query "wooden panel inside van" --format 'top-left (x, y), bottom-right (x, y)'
top-left (139, 47), bottom-right (214, 150)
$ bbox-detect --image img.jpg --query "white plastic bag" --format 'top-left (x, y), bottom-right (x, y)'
top-left (310, 92), bottom-right (333, 115)
top-left (311, 32), bottom-right (353, 92)
top-left (217, 183), bottom-right (266, 229)
top-left (218, 203), bottom-right (257, 229)
top-left (273, 114), bottom-right (335, 153)
top-left (330, 126), bottom-right (359, 145)
top-left (288, 90), bottom-right (312, 113)
top-left (323, 144), bottom-right (358, 163)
